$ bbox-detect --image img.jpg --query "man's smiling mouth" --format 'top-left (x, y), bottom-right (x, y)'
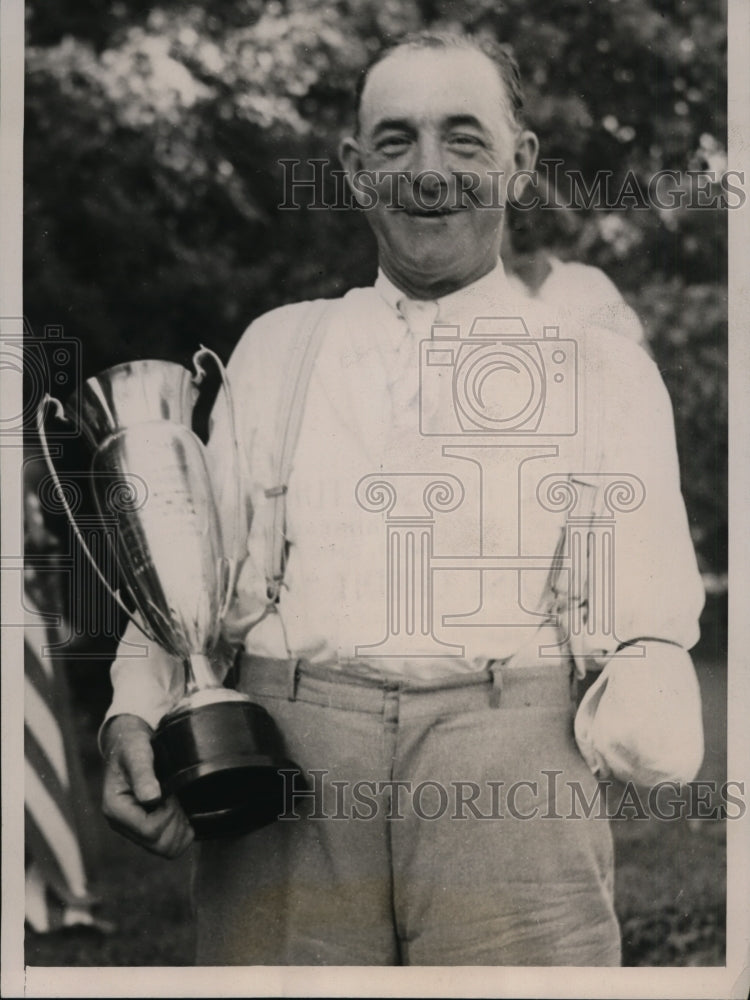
top-left (401, 206), bottom-right (466, 217)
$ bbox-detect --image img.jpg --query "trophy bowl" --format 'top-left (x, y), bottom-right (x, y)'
top-left (39, 348), bottom-right (297, 839)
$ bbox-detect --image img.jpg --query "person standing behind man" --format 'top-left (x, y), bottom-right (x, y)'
top-left (502, 179), bottom-right (647, 347)
top-left (99, 32), bottom-right (704, 966)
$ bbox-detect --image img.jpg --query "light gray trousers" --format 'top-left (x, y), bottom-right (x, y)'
top-left (193, 656), bottom-right (620, 966)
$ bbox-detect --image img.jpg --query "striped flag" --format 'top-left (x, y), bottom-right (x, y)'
top-left (24, 593), bottom-right (112, 934)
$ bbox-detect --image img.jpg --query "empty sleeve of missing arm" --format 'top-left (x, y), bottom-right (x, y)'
top-left (575, 335), bottom-right (704, 661)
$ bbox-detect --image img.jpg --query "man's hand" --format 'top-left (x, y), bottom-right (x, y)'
top-left (101, 714), bottom-right (194, 858)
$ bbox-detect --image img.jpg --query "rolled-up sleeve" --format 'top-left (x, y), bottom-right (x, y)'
top-left (102, 622), bottom-right (184, 732)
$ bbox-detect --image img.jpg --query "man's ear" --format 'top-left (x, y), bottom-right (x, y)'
top-left (339, 135), bottom-right (368, 206)
top-left (511, 130), bottom-right (540, 202)
top-left (514, 130), bottom-right (539, 173)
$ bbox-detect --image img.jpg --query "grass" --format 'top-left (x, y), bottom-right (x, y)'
top-left (25, 599), bottom-right (727, 968)
top-left (615, 818), bottom-right (726, 966)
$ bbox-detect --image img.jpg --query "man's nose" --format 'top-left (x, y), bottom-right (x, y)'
top-left (411, 136), bottom-right (450, 190)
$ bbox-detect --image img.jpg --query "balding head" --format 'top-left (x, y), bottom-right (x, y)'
top-left (355, 32), bottom-right (526, 137)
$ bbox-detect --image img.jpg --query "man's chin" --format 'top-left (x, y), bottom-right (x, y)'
top-left (386, 254), bottom-right (492, 298)
top-left (406, 239), bottom-right (478, 273)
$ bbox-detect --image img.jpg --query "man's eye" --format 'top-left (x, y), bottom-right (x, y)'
top-left (376, 136), bottom-right (411, 154)
top-left (449, 134), bottom-right (485, 151)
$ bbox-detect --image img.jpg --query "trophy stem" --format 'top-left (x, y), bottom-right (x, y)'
top-left (184, 653), bottom-right (221, 696)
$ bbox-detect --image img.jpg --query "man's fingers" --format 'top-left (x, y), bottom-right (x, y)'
top-left (105, 791), bottom-right (193, 857)
top-left (120, 735), bottom-right (163, 807)
top-left (104, 785), bottom-right (172, 841)
top-left (149, 800), bottom-right (195, 858)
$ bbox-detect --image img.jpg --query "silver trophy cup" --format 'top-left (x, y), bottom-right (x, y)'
top-left (38, 348), bottom-right (293, 838)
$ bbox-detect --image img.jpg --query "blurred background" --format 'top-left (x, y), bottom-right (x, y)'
top-left (21, 0), bottom-right (727, 968)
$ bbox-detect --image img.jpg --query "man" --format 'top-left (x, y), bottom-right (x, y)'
top-left (101, 32), bottom-right (704, 965)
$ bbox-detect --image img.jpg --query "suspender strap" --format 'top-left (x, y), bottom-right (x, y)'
top-left (540, 358), bottom-right (605, 649)
top-left (263, 299), bottom-right (332, 602)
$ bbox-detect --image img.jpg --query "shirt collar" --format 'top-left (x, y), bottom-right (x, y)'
top-left (374, 259), bottom-right (516, 325)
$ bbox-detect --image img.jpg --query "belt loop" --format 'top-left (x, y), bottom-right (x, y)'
top-left (488, 661), bottom-right (504, 709)
top-left (287, 658), bottom-right (301, 701)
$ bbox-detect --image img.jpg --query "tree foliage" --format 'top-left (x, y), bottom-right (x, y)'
top-left (23, 0), bottom-right (727, 574)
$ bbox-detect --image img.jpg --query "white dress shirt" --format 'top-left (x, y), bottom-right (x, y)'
top-left (105, 261), bottom-right (705, 784)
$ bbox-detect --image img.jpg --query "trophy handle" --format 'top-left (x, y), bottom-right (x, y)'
top-left (35, 394), bottom-right (161, 645)
top-left (192, 346), bottom-right (243, 622)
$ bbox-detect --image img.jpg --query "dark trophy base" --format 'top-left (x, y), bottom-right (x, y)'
top-left (151, 698), bottom-right (296, 840)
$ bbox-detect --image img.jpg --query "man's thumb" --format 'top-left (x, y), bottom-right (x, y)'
top-left (119, 725), bottom-right (163, 807)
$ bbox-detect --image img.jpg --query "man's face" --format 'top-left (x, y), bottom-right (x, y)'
top-left (340, 47), bottom-right (538, 299)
